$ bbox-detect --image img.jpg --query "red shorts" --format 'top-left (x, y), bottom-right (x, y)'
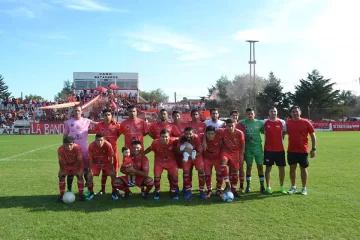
top-left (61, 166), bottom-right (79, 176)
top-left (120, 176), bottom-right (145, 188)
top-left (220, 152), bottom-right (240, 170)
top-left (154, 162), bottom-right (178, 176)
top-left (182, 155), bottom-right (204, 171)
top-left (92, 164), bottom-right (111, 176)
top-left (204, 158), bottom-right (222, 175)
top-left (113, 151), bottom-right (120, 171)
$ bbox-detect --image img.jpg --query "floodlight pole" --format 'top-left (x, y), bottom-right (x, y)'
top-left (246, 40), bottom-right (259, 111)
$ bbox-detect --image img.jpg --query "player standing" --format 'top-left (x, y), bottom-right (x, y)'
top-left (187, 109), bottom-right (206, 134)
top-left (94, 109), bottom-right (121, 194)
top-left (286, 106), bottom-right (316, 195)
top-left (144, 129), bottom-right (179, 200)
top-left (119, 105), bottom-right (148, 149)
top-left (86, 133), bottom-right (115, 200)
top-left (114, 141), bottom-right (154, 199)
top-left (204, 108), bottom-right (225, 129)
top-left (171, 110), bottom-right (187, 134)
top-left (263, 107), bottom-right (287, 194)
top-left (148, 109), bottom-right (181, 139)
top-left (63, 105), bottom-right (97, 192)
top-left (229, 110), bottom-right (246, 192)
top-left (178, 127), bottom-right (206, 200)
top-left (240, 108), bottom-right (265, 193)
top-left (57, 136), bottom-right (85, 202)
top-left (201, 126), bottom-right (223, 198)
top-left (219, 119), bottom-right (245, 197)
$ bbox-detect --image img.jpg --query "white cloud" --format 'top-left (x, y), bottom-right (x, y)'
top-left (0, 7), bottom-right (35, 18)
top-left (130, 42), bottom-right (156, 52)
top-left (126, 25), bottom-right (228, 61)
top-left (59, 0), bottom-right (126, 12)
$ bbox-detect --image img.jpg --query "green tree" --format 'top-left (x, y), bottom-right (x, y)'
top-left (256, 72), bottom-right (289, 118)
top-left (0, 74), bottom-right (11, 99)
top-left (204, 74), bottom-right (267, 118)
top-left (292, 70), bottom-right (339, 120)
top-left (139, 88), bottom-right (169, 102)
top-left (180, 97), bottom-right (189, 103)
top-left (23, 94), bottom-right (46, 102)
top-left (54, 80), bottom-right (75, 101)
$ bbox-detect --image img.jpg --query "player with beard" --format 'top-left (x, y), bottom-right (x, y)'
top-left (204, 108), bottom-right (225, 129)
top-left (177, 127), bottom-right (206, 200)
top-left (148, 109), bottom-right (181, 139)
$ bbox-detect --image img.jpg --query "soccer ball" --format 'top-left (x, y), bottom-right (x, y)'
top-left (63, 192), bottom-right (76, 204)
top-left (222, 191), bottom-right (234, 202)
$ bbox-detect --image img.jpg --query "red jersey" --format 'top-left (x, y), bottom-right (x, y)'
top-left (130, 153), bottom-right (149, 173)
top-left (58, 144), bottom-right (83, 166)
top-left (171, 122), bottom-right (187, 134)
top-left (119, 118), bottom-right (148, 148)
top-left (150, 138), bottom-right (178, 164)
top-left (176, 134), bottom-right (203, 152)
top-left (149, 121), bottom-right (181, 139)
top-left (218, 128), bottom-right (245, 154)
top-left (95, 121), bottom-right (121, 150)
top-left (236, 122), bottom-right (245, 132)
top-left (286, 118), bottom-right (314, 153)
top-left (200, 133), bottom-right (222, 159)
top-left (123, 156), bottom-right (133, 166)
top-left (264, 119), bottom-right (286, 152)
top-left (88, 141), bottom-right (114, 165)
top-left (187, 121), bottom-right (206, 134)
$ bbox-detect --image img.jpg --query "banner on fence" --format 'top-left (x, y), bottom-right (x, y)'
top-left (0, 128), bottom-right (31, 135)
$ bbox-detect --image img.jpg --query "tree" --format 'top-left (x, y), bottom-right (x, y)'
top-left (256, 72), bottom-right (290, 118)
top-left (54, 80), bottom-right (75, 101)
top-left (0, 74), bottom-right (11, 99)
top-left (139, 88), bottom-right (169, 103)
top-left (180, 97), bottom-right (189, 102)
top-left (338, 90), bottom-right (358, 119)
top-left (292, 69), bottom-right (340, 120)
top-left (23, 94), bottom-right (46, 102)
top-left (206, 74), bottom-right (267, 117)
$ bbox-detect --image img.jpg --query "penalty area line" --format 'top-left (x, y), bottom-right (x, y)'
top-left (0, 143), bottom-right (59, 161)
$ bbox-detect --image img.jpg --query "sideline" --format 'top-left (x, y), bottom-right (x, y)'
top-left (0, 143), bottom-right (59, 161)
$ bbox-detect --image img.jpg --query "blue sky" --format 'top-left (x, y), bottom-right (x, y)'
top-left (1, 0), bottom-right (359, 101)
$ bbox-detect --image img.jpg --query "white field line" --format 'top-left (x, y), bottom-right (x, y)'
top-left (0, 143), bottom-right (59, 161)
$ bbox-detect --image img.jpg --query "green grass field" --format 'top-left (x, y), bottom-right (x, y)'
top-left (0, 132), bottom-right (360, 240)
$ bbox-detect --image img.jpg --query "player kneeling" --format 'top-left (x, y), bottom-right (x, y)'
top-left (57, 136), bottom-right (85, 202)
top-left (112, 141), bottom-right (154, 199)
top-left (86, 133), bottom-right (116, 200)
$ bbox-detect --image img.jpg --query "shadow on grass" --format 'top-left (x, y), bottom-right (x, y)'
top-left (0, 190), bottom-right (288, 212)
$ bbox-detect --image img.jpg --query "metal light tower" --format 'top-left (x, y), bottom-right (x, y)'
top-left (246, 40), bottom-right (258, 110)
